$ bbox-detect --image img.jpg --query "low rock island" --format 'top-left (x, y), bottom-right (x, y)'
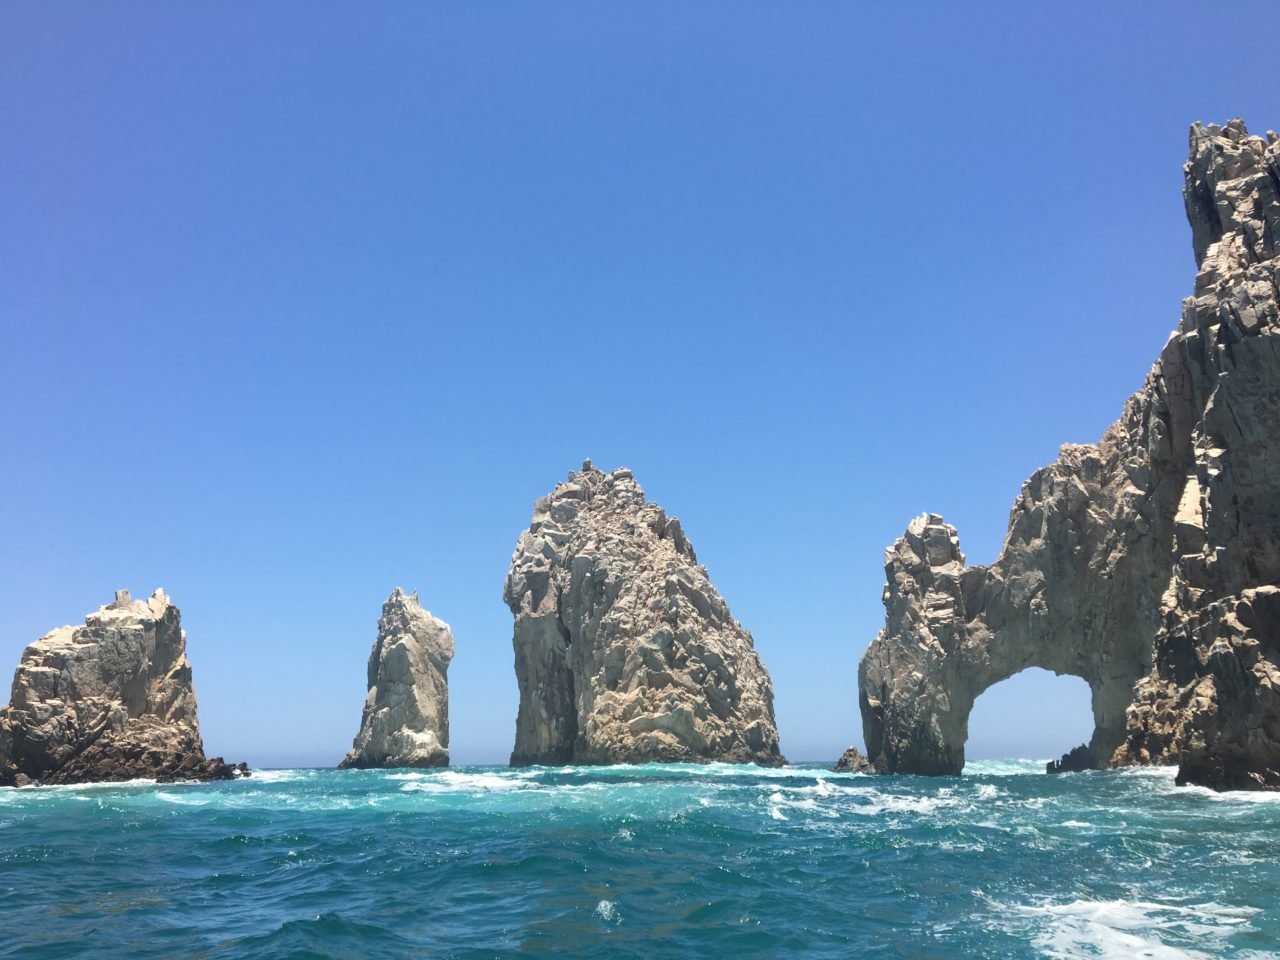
top-left (0, 589), bottom-right (246, 786)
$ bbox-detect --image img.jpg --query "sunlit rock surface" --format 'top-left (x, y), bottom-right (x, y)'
top-left (855, 119), bottom-right (1280, 790)
top-left (507, 461), bottom-right (784, 767)
top-left (340, 588), bottom-right (454, 769)
top-left (0, 590), bottom-right (246, 786)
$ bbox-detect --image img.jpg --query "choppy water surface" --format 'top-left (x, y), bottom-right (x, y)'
top-left (1, 760), bottom-right (1277, 958)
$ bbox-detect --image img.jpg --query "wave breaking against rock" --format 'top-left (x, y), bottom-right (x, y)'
top-left (0, 589), bottom-right (246, 786)
top-left (856, 119), bottom-right (1280, 790)
top-left (340, 588), bottom-right (454, 770)
top-left (506, 461), bottom-right (784, 766)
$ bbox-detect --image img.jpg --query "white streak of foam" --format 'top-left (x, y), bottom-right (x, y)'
top-left (767, 791), bottom-right (789, 820)
top-left (962, 759), bottom-right (1049, 776)
top-left (156, 792), bottom-right (211, 806)
top-left (994, 897), bottom-right (1259, 960)
top-left (1175, 783), bottom-right (1280, 804)
top-left (399, 770), bottom-right (537, 794)
top-left (846, 792), bottom-right (961, 817)
top-left (1115, 765), bottom-right (1180, 779)
top-left (246, 769), bottom-right (306, 784)
top-left (24, 778), bottom-right (160, 792)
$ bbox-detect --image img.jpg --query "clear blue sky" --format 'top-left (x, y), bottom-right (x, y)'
top-left (2, 5), bottom-right (1276, 767)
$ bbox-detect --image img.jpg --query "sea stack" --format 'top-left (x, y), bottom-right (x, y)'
top-left (854, 119), bottom-right (1280, 790)
top-left (0, 589), bottom-right (247, 786)
top-left (506, 461), bottom-right (784, 767)
top-left (340, 588), bottom-right (454, 769)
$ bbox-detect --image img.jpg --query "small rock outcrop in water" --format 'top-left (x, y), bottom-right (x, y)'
top-left (858, 119), bottom-right (1280, 790)
top-left (506, 461), bottom-right (784, 766)
top-left (1046, 744), bottom-right (1093, 775)
top-left (0, 590), bottom-right (247, 786)
top-left (340, 588), bottom-right (453, 769)
top-left (833, 745), bottom-right (876, 774)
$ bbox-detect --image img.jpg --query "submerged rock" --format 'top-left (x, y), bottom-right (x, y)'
top-left (506, 462), bottom-right (784, 767)
top-left (340, 588), bottom-right (453, 770)
top-left (859, 120), bottom-right (1280, 790)
top-left (0, 589), bottom-right (247, 786)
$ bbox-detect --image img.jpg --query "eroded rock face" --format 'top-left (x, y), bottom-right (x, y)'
top-left (340, 588), bottom-right (453, 770)
top-left (857, 119), bottom-right (1280, 790)
top-left (506, 461), bottom-right (784, 766)
top-left (0, 590), bottom-right (246, 786)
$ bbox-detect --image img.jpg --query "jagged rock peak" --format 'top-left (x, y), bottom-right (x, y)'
top-left (1184, 118), bottom-right (1280, 267)
top-left (340, 588), bottom-right (454, 770)
top-left (857, 119), bottom-right (1280, 790)
top-left (0, 589), bottom-right (247, 786)
top-left (506, 461), bottom-right (784, 767)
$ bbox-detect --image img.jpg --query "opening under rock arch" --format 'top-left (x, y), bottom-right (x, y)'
top-left (965, 669), bottom-right (1094, 769)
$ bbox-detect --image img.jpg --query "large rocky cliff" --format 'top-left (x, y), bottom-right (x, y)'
top-left (857, 119), bottom-right (1280, 790)
top-left (340, 588), bottom-right (454, 769)
top-left (0, 590), bottom-right (246, 786)
top-left (506, 461), bottom-right (784, 766)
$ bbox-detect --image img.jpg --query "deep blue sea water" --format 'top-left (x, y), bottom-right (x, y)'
top-left (1, 761), bottom-right (1277, 959)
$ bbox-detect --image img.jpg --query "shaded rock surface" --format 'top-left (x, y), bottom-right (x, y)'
top-left (506, 461), bottom-right (784, 766)
top-left (340, 588), bottom-right (453, 769)
top-left (0, 590), bottom-right (246, 786)
top-left (1047, 744), bottom-right (1094, 775)
top-left (859, 119), bottom-right (1280, 790)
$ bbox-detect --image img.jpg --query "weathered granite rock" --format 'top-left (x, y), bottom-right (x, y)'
top-left (340, 588), bottom-right (453, 770)
top-left (0, 589), bottom-right (247, 786)
top-left (506, 461), bottom-right (784, 766)
top-left (859, 119), bottom-right (1280, 790)
top-left (833, 745), bottom-right (876, 774)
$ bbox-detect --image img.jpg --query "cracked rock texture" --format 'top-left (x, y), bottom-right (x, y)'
top-left (340, 588), bottom-right (453, 769)
top-left (506, 461), bottom-right (784, 766)
top-left (856, 119), bottom-right (1280, 790)
top-left (0, 590), bottom-right (246, 786)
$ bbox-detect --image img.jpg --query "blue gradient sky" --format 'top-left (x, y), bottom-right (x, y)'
top-left (2, 5), bottom-right (1276, 766)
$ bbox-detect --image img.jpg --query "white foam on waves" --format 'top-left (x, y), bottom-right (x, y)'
top-left (248, 769), bottom-right (308, 784)
top-left (399, 770), bottom-right (538, 794)
top-left (595, 900), bottom-right (620, 923)
top-left (992, 896), bottom-right (1260, 959)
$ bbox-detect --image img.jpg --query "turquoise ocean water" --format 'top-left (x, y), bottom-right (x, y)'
top-left (2, 761), bottom-right (1277, 958)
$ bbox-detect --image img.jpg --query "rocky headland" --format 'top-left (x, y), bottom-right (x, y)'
top-left (506, 461), bottom-right (784, 766)
top-left (0, 590), bottom-right (246, 786)
top-left (854, 119), bottom-right (1280, 790)
top-left (340, 588), bottom-right (454, 769)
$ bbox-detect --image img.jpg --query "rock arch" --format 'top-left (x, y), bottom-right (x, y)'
top-left (857, 119), bottom-right (1280, 788)
top-left (859, 504), bottom-right (1168, 775)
